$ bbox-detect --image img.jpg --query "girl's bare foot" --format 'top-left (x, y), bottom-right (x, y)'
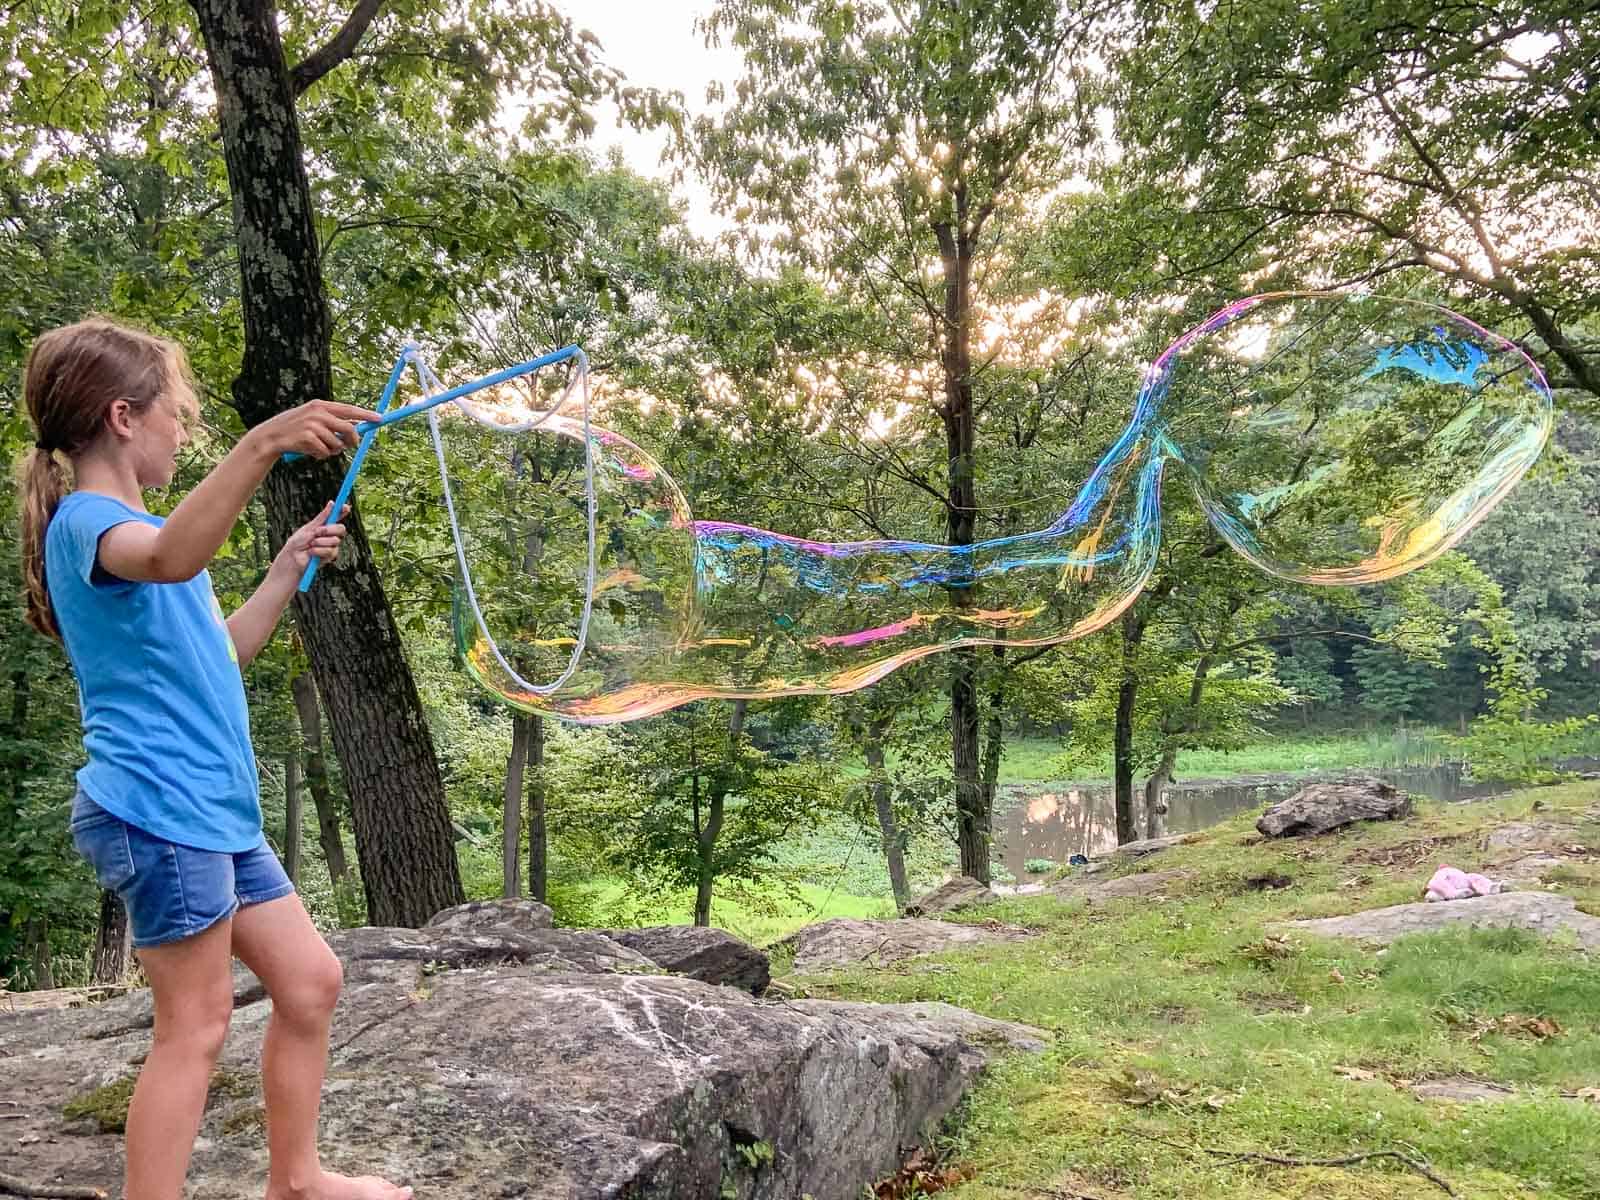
top-left (266, 1170), bottom-right (413, 1200)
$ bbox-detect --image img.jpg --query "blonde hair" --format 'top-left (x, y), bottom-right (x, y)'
top-left (16, 317), bottom-right (192, 639)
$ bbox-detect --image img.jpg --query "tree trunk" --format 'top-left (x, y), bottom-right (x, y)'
top-left (527, 715), bottom-right (547, 904)
top-left (863, 712), bottom-right (910, 912)
top-left (1139, 600), bottom-right (1238, 842)
top-left (292, 671), bottom-right (346, 884)
top-left (25, 916), bottom-right (52, 991)
top-left (1142, 748), bottom-right (1175, 841)
top-left (980, 646), bottom-right (1006, 818)
top-left (188, 0), bottom-right (462, 927)
top-left (503, 716), bottom-right (529, 898)
top-left (1114, 609), bottom-right (1143, 845)
top-left (694, 701), bottom-right (748, 927)
top-left (935, 204), bottom-right (988, 884)
top-left (91, 891), bottom-right (131, 984)
top-left (282, 752), bottom-right (302, 884)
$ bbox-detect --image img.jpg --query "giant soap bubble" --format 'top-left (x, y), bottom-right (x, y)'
top-left (311, 291), bottom-right (1552, 723)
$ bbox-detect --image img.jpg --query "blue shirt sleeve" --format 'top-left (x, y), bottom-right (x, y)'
top-left (55, 494), bottom-right (146, 586)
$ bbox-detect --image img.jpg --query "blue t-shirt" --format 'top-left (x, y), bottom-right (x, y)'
top-left (45, 492), bottom-right (262, 852)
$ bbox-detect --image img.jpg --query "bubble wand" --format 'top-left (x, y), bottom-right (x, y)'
top-left (287, 343), bottom-right (585, 591)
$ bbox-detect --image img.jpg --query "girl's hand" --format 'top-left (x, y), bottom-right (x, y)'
top-left (253, 400), bottom-right (376, 461)
top-left (272, 503), bottom-right (351, 579)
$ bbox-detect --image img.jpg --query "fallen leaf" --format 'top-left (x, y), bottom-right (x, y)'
top-left (1329, 967), bottom-right (1347, 985)
top-left (1204, 1093), bottom-right (1230, 1111)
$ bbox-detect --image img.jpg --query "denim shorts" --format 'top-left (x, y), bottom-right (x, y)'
top-left (69, 792), bottom-right (295, 949)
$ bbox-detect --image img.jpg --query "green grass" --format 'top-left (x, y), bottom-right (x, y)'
top-left (780, 780), bottom-right (1600, 1199)
top-left (997, 728), bottom-right (1462, 785)
top-left (561, 873), bottom-right (894, 945)
top-left (840, 728), bottom-right (1464, 786)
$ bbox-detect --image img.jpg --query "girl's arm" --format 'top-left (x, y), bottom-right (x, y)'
top-left (227, 503), bottom-right (349, 667)
top-left (99, 401), bottom-right (371, 584)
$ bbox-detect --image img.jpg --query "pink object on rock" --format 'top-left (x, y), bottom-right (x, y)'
top-left (1424, 865), bottom-right (1505, 902)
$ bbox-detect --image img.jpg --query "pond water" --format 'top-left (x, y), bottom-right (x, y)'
top-left (992, 761), bottom-right (1598, 880)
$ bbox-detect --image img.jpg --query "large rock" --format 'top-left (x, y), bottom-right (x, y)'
top-left (1276, 891), bottom-right (1600, 950)
top-left (425, 897), bottom-right (555, 934)
top-left (1256, 778), bottom-right (1411, 838)
top-left (1110, 833), bottom-right (1189, 858)
top-left (781, 917), bottom-right (1033, 974)
top-left (1, 923), bottom-right (1043, 1200)
top-left (905, 876), bottom-right (994, 917)
top-left (603, 925), bottom-right (771, 995)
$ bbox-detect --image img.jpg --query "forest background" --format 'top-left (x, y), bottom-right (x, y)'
top-left (2, 0), bottom-right (1597, 991)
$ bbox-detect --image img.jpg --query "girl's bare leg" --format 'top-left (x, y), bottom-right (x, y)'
top-left (125, 918), bottom-right (236, 1200)
top-left (231, 894), bottom-right (411, 1200)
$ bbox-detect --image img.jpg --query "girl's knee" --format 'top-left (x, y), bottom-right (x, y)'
top-left (154, 998), bottom-right (233, 1062)
top-left (274, 946), bottom-right (342, 1026)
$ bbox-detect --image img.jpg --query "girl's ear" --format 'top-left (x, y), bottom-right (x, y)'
top-left (104, 396), bottom-right (136, 440)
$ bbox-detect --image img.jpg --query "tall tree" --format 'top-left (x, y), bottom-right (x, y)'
top-left (689, 0), bottom-right (1100, 882)
top-left (1104, 0), bottom-right (1600, 401)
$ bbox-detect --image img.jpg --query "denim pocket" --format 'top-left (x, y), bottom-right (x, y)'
top-left (70, 799), bottom-right (137, 893)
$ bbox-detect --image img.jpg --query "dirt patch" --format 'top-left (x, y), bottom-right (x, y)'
top-left (1241, 872), bottom-right (1294, 892)
top-left (1148, 1004), bottom-right (1194, 1025)
top-left (1240, 990), bottom-right (1304, 1013)
top-left (1344, 833), bottom-right (1470, 868)
top-left (1412, 1076), bottom-right (1517, 1103)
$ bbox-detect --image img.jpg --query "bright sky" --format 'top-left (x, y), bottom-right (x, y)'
top-left (563, 0), bottom-right (744, 239)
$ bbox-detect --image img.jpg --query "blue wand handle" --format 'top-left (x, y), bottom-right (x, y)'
top-left (289, 343), bottom-right (585, 592)
top-left (295, 348), bottom-right (414, 593)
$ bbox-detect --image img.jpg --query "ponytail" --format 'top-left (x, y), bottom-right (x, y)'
top-left (18, 446), bottom-right (70, 638)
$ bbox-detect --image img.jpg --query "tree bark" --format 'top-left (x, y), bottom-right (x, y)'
top-left (282, 752), bottom-right (302, 884)
top-left (935, 200), bottom-right (988, 884)
top-left (503, 716), bottom-right (529, 898)
top-left (863, 712), bottom-right (910, 912)
top-left (1114, 608), bottom-right (1144, 846)
top-left (980, 646), bottom-right (1006, 820)
top-left (694, 700), bottom-right (748, 927)
top-left (187, 0), bottom-right (463, 926)
top-left (291, 671), bottom-right (346, 885)
top-left (1142, 749), bottom-right (1174, 841)
top-left (25, 917), bottom-right (53, 991)
top-left (91, 891), bottom-right (131, 984)
top-left (527, 715), bottom-right (547, 904)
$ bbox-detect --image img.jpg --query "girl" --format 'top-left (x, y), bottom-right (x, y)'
top-left (17, 317), bottom-right (412, 1200)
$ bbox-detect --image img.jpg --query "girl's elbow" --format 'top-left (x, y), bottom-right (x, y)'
top-left (145, 550), bottom-right (205, 584)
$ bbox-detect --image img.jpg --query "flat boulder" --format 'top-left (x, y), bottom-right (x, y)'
top-left (1111, 833), bottom-right (1189, 858)
top-left (1276, 891), bottom-right (1600, 950)
top-left (781, 917), bottom-right (1033, 974)
top-left (602, 925), bottom-right (771, 994)
top-left (425, 897), bottom-right (555, 934)
top-left (2, 923), bottom-right (1044, 1200)
top-left (905, 876), bottom-right (994, 917)
top-left (1412, 1077), bottom-right (1517, 1103)
top-left (1257, 778), bottom-right (1411, 839)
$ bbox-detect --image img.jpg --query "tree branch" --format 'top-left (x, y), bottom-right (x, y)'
top-left (289, 0), bottom-right (385, 96)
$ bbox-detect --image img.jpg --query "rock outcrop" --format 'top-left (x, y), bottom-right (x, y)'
top-left (1257, 778), bottom-right (1412, 838)
top-left (904, 876), bottom-right (994, 917)
top-left (779, 917), bottom-right (1034, 974)
top-left (1276, 891), bottom-right (1600, 950)
top-left (1, 920), bottom-right (1044, 1200)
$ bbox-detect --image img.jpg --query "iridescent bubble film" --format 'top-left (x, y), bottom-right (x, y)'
top-left (430, 292), bottom-right (1551, 723)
